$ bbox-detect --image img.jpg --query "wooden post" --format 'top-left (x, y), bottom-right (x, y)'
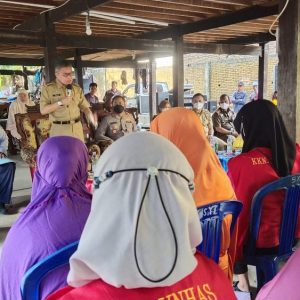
top-left (134, 65), bottom-right (140, 113)
top-left (42, 13), bottom-right (57, 82)
top-left (172, 36), bottom-right (184, 107)
top-left (149, 56), bottom-right (157, 120)
top-left (258, 43), bottom-right (269, 99)
top-left (278, 0), bottom-right (300, 142)
top-left (75, 49), bottom-right (83, 88)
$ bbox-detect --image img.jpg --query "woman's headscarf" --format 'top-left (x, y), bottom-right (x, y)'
top-left (6, 88), bottom-right (35, 138)
top-left (151, 107), bottom-right (235, 206)
top-left (67, 132), bottom-right (202, 289)
top-left (0, 136), bottom-right (92, 300)
top-left (234, 100), bottom-right (296, 177)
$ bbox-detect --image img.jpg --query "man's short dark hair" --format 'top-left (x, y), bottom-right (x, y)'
top-left (89, 82), bottom-right (97, 88)
top-left (55, 60), bottom-right (73, 72)
top-left (112, 95), bottom-right (125, 104)
top-left (192, 93), bottom-right (204, 100)
top-left (112, 81), bottom-right (117, 85)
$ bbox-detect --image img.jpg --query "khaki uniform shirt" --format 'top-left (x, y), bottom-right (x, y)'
top-left (95, 112), bottom-right (137, 142)
top-left (193, 108), bottom-right (213, 136)
top-left (40, 80), bottom-right (90, 141)
top-left (212, 108), bottom-right (235, 142)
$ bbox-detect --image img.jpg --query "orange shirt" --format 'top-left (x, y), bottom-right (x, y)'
top-left (151, 108), bottom-right (237, 280)
top-left (228, 145), bottom-right (300, 260)
top-left (46, 253), bottom-right (236, 300)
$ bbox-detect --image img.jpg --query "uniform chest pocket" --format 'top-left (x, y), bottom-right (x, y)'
top-left (51, 95), bottom-right (62, 104)
top-left (109, 122), bottom-right (120, 133)
top-left (125, 121), bottom-right (133, 131)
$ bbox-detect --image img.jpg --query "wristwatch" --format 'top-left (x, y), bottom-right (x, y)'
top-left (57, 101), bottom-right (63, 106)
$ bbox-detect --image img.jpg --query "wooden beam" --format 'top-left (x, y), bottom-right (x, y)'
top-left (56, 34), bottom-right (175, 51)
top-left (184, 43), bottom-right (261, 55)
top-left (80, 60), bottom-right (136, 68)
top-left (0, 69), bottom-right (35, 76)
top-left (278, 0), bottom-right (300, 142)
top-left (216, 32), bottom-right (276, 45)
top-left (16, 0), bottom-right (113, 31)
top-left (0, 30), bottom-right (43, 45)
top-left (141, 5), bottom-right (278, 40)
top-left (0, 57), bottom-right (44, 66)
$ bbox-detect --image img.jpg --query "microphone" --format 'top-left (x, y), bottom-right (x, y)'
top-left (66, 84), bottom-right (72, 97)
top-left (66, 84), bottom-right (72, 108)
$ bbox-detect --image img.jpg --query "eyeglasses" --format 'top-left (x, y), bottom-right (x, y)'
top-left (59, 72), bottom-right (73, 78)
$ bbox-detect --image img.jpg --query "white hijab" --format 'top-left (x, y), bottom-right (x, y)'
top-left (6, 89), bottom-right (34, 139)
top-left (68, 132), bottom-right (202, 289)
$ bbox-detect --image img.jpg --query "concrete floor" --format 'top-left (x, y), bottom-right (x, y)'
top-left (0, 154), bottom-right (258, 299)
top-left (0, 154), bottom-right (32, 255)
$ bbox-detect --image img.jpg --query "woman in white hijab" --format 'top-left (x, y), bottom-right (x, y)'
top-left (6, 88), bottom-right (34, 139)
top-left (47, 132), bottom-right (236, 300)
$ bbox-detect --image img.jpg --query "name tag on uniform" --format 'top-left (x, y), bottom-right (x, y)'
top-left (52, 93), bottom-right (61, 97)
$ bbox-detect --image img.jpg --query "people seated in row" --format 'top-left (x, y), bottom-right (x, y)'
top-left (0, 125), bottom-right (16, 215)
top-left (84, 83), bottom-right (99, 106)
top-left (212, 94), bottom-right (238, 143)
top-left (151, 108), bottom-right (237, 280)
top-left (192, 93), bottom-right (213, 138)
top-left (84, 83), bottom-right (100, 129)
top-left (227, 100), bottom-right (300, 293)
top-left (94, 95), bottom-right (136, 143)
top-left (47, 132), bottom-right (236, 300)
top-left (0, 136), bottom-right (92, 300)
top-left (158, 99), bottom-right (171, 113)
top-left (6, 88), bottom-right (35, 140)
top-left (152, 99), bottom-right (172, 120)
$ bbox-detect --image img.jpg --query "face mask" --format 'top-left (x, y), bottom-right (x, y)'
top-left (193, 102), bottom-right (204, 110)
top-left (113, 104), bottom-right (125, 114)
top-left (220, 103), bottom-right (229, 110)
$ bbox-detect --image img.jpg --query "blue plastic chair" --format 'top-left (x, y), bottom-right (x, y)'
top-left (20, 241), bottom-right (79, 300)
top-left (197, 200), bottom-right (243, 263)
top-left (245, 173), bottom-right (300, 290)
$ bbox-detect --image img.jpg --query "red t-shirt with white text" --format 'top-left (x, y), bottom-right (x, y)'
top-left (46, 253), bottom-right (236, 300)
top-left (227, 145), bottom-right (300, 260)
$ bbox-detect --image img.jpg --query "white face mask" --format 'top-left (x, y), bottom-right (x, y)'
top-left (220, 103), bottom-right (229, 110)
top-left (193, 102), bottom-right (204, 110)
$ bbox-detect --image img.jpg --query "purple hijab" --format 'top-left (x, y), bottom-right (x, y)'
top-left (0, 136), bottom-right (92, 300)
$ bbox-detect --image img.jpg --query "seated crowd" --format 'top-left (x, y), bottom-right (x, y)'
top-left (0, 86), bottom-right (299, 300)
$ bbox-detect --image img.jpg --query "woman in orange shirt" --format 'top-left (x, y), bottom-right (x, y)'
top-left (151, 107), bottom-right (237, 280)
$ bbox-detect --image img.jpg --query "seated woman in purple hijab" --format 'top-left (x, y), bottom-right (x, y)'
top-left (0, 136), bottom-right (92, 300)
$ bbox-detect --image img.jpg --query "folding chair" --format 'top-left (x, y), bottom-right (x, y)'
top-left (20, 241), bottom-right (79, 300)
top-left (197, 200), bottom-right (243, 263)
top-left (245, 173), bottom-right (300, 290)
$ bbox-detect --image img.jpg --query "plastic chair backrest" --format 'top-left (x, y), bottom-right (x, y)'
top-left (248, 173), bottom-right (300, 256)
top-left (20, 241), bottom-right (79, 300)
top-left (197, 200), bottom-right (243, 263)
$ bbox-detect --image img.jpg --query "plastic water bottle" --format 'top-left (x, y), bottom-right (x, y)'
top-left (210, 136), bottom-right (217, 153)
top-left (227, 136), bottom-right (233, 155)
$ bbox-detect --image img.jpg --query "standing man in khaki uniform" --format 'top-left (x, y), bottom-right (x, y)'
top-left (95, 95), bottom-right (136, 143)
top-left (40, 61), bottom-right (95, 142)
